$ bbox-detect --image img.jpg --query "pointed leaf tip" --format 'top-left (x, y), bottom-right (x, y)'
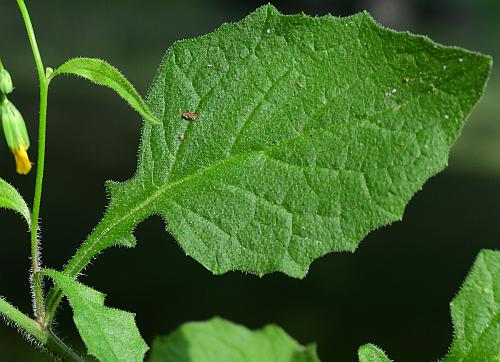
top-left (358, 344), bottom-right (392, 362)
top-left (0, 177), bottom-right (30, 227)
top-left (50, 57), bottom-right (161, 125)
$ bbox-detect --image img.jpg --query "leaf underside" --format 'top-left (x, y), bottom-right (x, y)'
top-left (0, 177), bottom-right (30, 226)
top-left (42, 270), bottom-right (149, 362)
top-left (148, 317), bottom-right (320, 362)
top-left (62, 4), bottom-right (491, 280)
top-left (443, 250), bottom-right (500, 361)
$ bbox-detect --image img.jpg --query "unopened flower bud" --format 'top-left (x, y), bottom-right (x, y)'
top-left (1, 99), bottom-right (32, 174)
top-left (45, 67), bottom-right (54, 78)
top-left (0, 68), bottom-right (13, 95)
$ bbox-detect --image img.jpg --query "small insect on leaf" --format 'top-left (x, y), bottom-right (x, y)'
top-left (181, 112), bottom-right (199, 120)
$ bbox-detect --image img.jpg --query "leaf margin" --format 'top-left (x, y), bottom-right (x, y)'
top-left (148, 316), bottom-right (320, 362)
top-left (0, 177), bottom-right (30, 226)
top-left (41, 269), bottom-right (149, 362)
top-left (442, 249), bottom-right (500, 361)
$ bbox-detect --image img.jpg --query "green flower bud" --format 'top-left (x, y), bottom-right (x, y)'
top-left (0, 68), bottom-right (13, 95)
top-left (45, 67), bottom-right (54, 78)
top-left (1, 98), bottom-right (32, 174)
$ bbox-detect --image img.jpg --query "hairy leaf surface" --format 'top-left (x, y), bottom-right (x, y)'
top-left (0, 177), bottom-right (30, 225)
top-left (358, 344), bottom-right (391, 362)
top-left (42, 270), bottom-right (148, 362)
top-left (57, 4), bottom-right (491, 283)
top-left (443, 250), bottom-right (500, 361)
top-left (50, 58), bottom-right (160, 125)
top-left (148, 318), bottom-right (319, 362)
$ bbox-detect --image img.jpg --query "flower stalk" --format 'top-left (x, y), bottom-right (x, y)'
top-left (15, 0), bottom-right (49, 324)
top-left (6, 1), bottom-right (81, 359)
top-left (0, 60), bottom-right (14, 94)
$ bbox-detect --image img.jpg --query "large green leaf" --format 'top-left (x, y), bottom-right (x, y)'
top-left (42, 270), bottom-right (148, 362)
top-left (0, 177), bottom-right (30, 225)
top-left (54, 4), bottom-right (491, 285)
top-left (443, 250), bottom-right (500, 361)
top-left (148, 317), bottom-right (319, 362)
top-left (358, 344), bottom-right (392, 362)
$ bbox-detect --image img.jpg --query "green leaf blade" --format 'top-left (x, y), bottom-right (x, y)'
top-left (0, 177), bottom-right (30, 226)
top-left (42, 269), bottom-right (149, 362)
top-left (60, 5), bottom-right (491, 281)
top-left (443, 250), bottom-right (500, 362)
top-left (148, 317), bottom-right (320, 362)
top-left (358, 344), bottom-right (392, 362)
top-left (50, 57), bottom-right (160, 125)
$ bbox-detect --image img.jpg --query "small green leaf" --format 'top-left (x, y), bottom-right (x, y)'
top-left (358, 344), bottom-right (392, 362)
top-left (0, 177), bottom-right (30, 225)
top-left (148, 317), bottom-right (320, 362)
top-left (443, 250), bottom-right (500, 362)
top-left (42, 269), bottom-right (148, 362)
top-left (49, 57), bottom-right (160, 125)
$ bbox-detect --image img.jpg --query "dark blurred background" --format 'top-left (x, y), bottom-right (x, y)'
top-left (0, 0), bottom-right (499, 361)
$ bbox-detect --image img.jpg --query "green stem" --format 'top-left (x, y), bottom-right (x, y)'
top-left (16, 0), bottom-right (45, 81)
top-left (13, 2), bottom-right (84, 360)
top-left (32, 83), bottom-right (49, 321)
top-left (45, 282), bottom-right (61, 326)
top-left (16, 0), bottom-right (49, 323)
top-left (1, 297), bottom-right (84, 361)
top-left (46, 329), bottom-right (86, 362)
top-left (0, 297), bottom-right (45, 342)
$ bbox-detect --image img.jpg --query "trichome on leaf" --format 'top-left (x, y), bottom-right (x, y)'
top-left (0, 3), bottom-right (495, 362)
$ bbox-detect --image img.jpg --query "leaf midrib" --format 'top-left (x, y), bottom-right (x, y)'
top-left (65, 96), bottom-right (418, 278)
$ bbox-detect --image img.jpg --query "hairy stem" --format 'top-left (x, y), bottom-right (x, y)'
top-left (13, 2), bottom-right (84, 360)
top-left (1, 297), bottom-right (84, 361)
top-left (16, 0), bottom-right (49, 323)
top-left (12, 3), bottom-right (81, 359)
top-left (0, 297), bottom-right (45, 342)
top-left (46, 329), bottom-right (86, 362)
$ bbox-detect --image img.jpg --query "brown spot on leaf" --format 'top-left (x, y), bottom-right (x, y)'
top-left (182, 112), bottom-right (199, 120)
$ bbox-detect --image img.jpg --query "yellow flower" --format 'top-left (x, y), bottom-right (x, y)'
top-left (1, 98), bottom-right (32, 175)
top-left (13, 143), bottom-right (32, 175)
